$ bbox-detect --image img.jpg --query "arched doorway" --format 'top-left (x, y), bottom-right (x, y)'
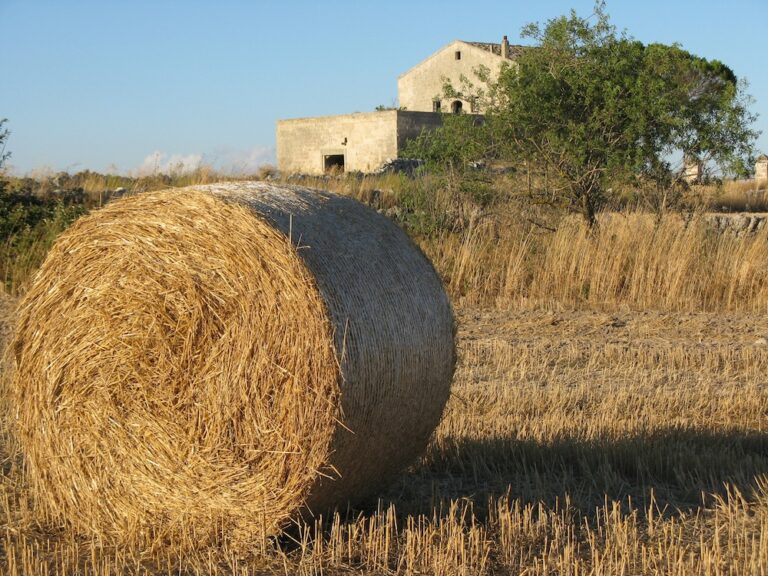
top-left (451, 100), bottom-right (463, 114)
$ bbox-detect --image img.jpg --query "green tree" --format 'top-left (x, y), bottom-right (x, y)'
top-left (404, 113), bottom-right (488, 174)
top-left (0, 119), bottom-right (10, 170)
top-left (494, 3), bottom-right (758, 224)
top-left (419, 3), bottom-right (758, 225)
top-left (402, 113), bottom-right (496, 231)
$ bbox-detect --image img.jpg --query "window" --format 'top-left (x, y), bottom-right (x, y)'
top-left (455, 51), bottom-right (461, 60)
top-left (451, 100), bottom-right (463, 114)
top-left (433, 100), bottom-right (441, 112)
top-left (324, 154), bottom-right (345, 174)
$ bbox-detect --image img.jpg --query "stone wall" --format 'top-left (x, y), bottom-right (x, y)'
top-left (756, 157), bottom-right (768, 182)
top-left (277, 111), bottom-right (399, 175)
top-left (277, 111), bottom-right (444, 175)
top-left (397, 40), bottom-right (508, 113)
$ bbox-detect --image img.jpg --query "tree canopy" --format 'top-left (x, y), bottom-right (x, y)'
top-left (408, 2), bottom-right (759, 224)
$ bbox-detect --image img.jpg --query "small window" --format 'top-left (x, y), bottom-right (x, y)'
top-left (433, 100), bottom-right (441, 112)
top-left (324, 154), bottom-right (345, 174)
top-left (451, 100), bottom-right (463, 114)
top-left (455, 51), bottom-right (461, 60)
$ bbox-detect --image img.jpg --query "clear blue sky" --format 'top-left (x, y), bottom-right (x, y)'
top-left (2, 0), bottom-right (767, 175)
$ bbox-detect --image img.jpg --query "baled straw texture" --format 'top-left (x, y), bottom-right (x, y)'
top-left (6, 182), bottom-right (454, 547)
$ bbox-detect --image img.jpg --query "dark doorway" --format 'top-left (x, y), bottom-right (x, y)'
top-left (451, 100), bottom-right (463, 114)
top-left (324, 154), bottom-right (345, 173)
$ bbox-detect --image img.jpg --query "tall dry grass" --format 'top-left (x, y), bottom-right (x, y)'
top-left (421, 212), bottom-right (768, 312)
top-left (698, 178), bottom-right (768, 213)
top-left (4, 170), bottom-right (768, 313)
top-left (293, 173), bottom-right (768, 313)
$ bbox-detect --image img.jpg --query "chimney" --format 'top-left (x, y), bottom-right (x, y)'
top-left (501, 35), bottom-right (509, 59)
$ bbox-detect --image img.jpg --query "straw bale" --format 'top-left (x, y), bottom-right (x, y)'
top-left (5, 182), bottom-right (454, 547)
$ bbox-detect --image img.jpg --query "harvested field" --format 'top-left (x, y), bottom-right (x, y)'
top-left (2, 304), bottom-right (767, 574)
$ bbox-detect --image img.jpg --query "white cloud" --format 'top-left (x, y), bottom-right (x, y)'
top-left (132, 146), bottom-right (276, 177)
top-left (134, 151), bottom-right (203, 176)
top-left (207, 145), bottom-right (276, 175)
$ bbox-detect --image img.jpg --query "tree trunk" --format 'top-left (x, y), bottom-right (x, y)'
top-left (580, 191), bottom-right (598, 228)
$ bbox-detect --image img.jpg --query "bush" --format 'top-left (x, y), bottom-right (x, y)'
top-left (0, 190), bottom-right (88, 294)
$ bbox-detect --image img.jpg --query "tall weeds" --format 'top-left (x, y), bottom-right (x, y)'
top-left (421, 213), bottom-right (768, 312)
top-left (4, 171), bottom-right (768, 312)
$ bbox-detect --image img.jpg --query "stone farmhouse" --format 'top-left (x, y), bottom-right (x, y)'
top-left (276, 37), bottom-right (521, 175)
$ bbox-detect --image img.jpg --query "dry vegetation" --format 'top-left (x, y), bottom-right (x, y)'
top-left (3, 306), bottom-right (767, 574)
top-left (1, 172), bottom-right (767, 574)
top-left (425, 212), bottom-right (768, 312)
top-left (701, 178), bottom-right (768, 213)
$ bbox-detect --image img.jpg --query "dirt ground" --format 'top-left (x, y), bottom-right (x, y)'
top-left (457, 306), bottom-right (768, 347)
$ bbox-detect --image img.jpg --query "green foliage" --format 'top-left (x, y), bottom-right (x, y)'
top-left (0, 118), bottom-right (9, 171)
top-left (432, 2), bottom-right (759, 224)
top-left (402, 114), bottom-right (499, 231)
top-left (403, 114), bottom-right (489, 172)
top-left (0, 124), bottom-right (93, 290)
top-left (0, 190), bottom-right (88, 293)
top-left (374, 104), bottom-right (407, 111)
top-left (0, 118), bottom-right (10, 195)
top-left (395, 177), bottom-right (453, 236)
top-left (503, 3), bottom-right (757, 223)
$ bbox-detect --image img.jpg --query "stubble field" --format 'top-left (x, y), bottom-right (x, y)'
top-left (2, 300), bottom-right (767, 574)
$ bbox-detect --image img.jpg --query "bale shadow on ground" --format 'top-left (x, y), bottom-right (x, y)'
top-left (373, 426), bottom-right (768, 522)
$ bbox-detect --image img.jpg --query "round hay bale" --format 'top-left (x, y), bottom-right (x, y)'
top-left (6, 182), bottom-right (454, 546)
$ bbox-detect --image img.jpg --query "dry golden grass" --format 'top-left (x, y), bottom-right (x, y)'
top-left (2, 306), bottom-right (768, 574)
top-left (422, 212), bottom-right (768, 312)
top-left (698, 179), bottom-right (768, 213)
top-left (285, 174), bottom-right (768, 313)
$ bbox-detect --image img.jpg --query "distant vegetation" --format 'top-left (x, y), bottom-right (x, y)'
top-left (1, 166), bottom-right (767, 305)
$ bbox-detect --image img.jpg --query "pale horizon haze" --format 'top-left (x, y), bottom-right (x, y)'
top-left (1, 0), bottom-right (767, 175)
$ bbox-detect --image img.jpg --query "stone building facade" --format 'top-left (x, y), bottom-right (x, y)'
top-left (756, 155), bottom-right (768, 183)
top-left (277, 37), bottom-right (518, 175)
top-left (277, 111), bottom-right (443, 175)
top-left (398, 36), bottom-right (521, 114)
top-left (683, 156), bottom-right (702, 184)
